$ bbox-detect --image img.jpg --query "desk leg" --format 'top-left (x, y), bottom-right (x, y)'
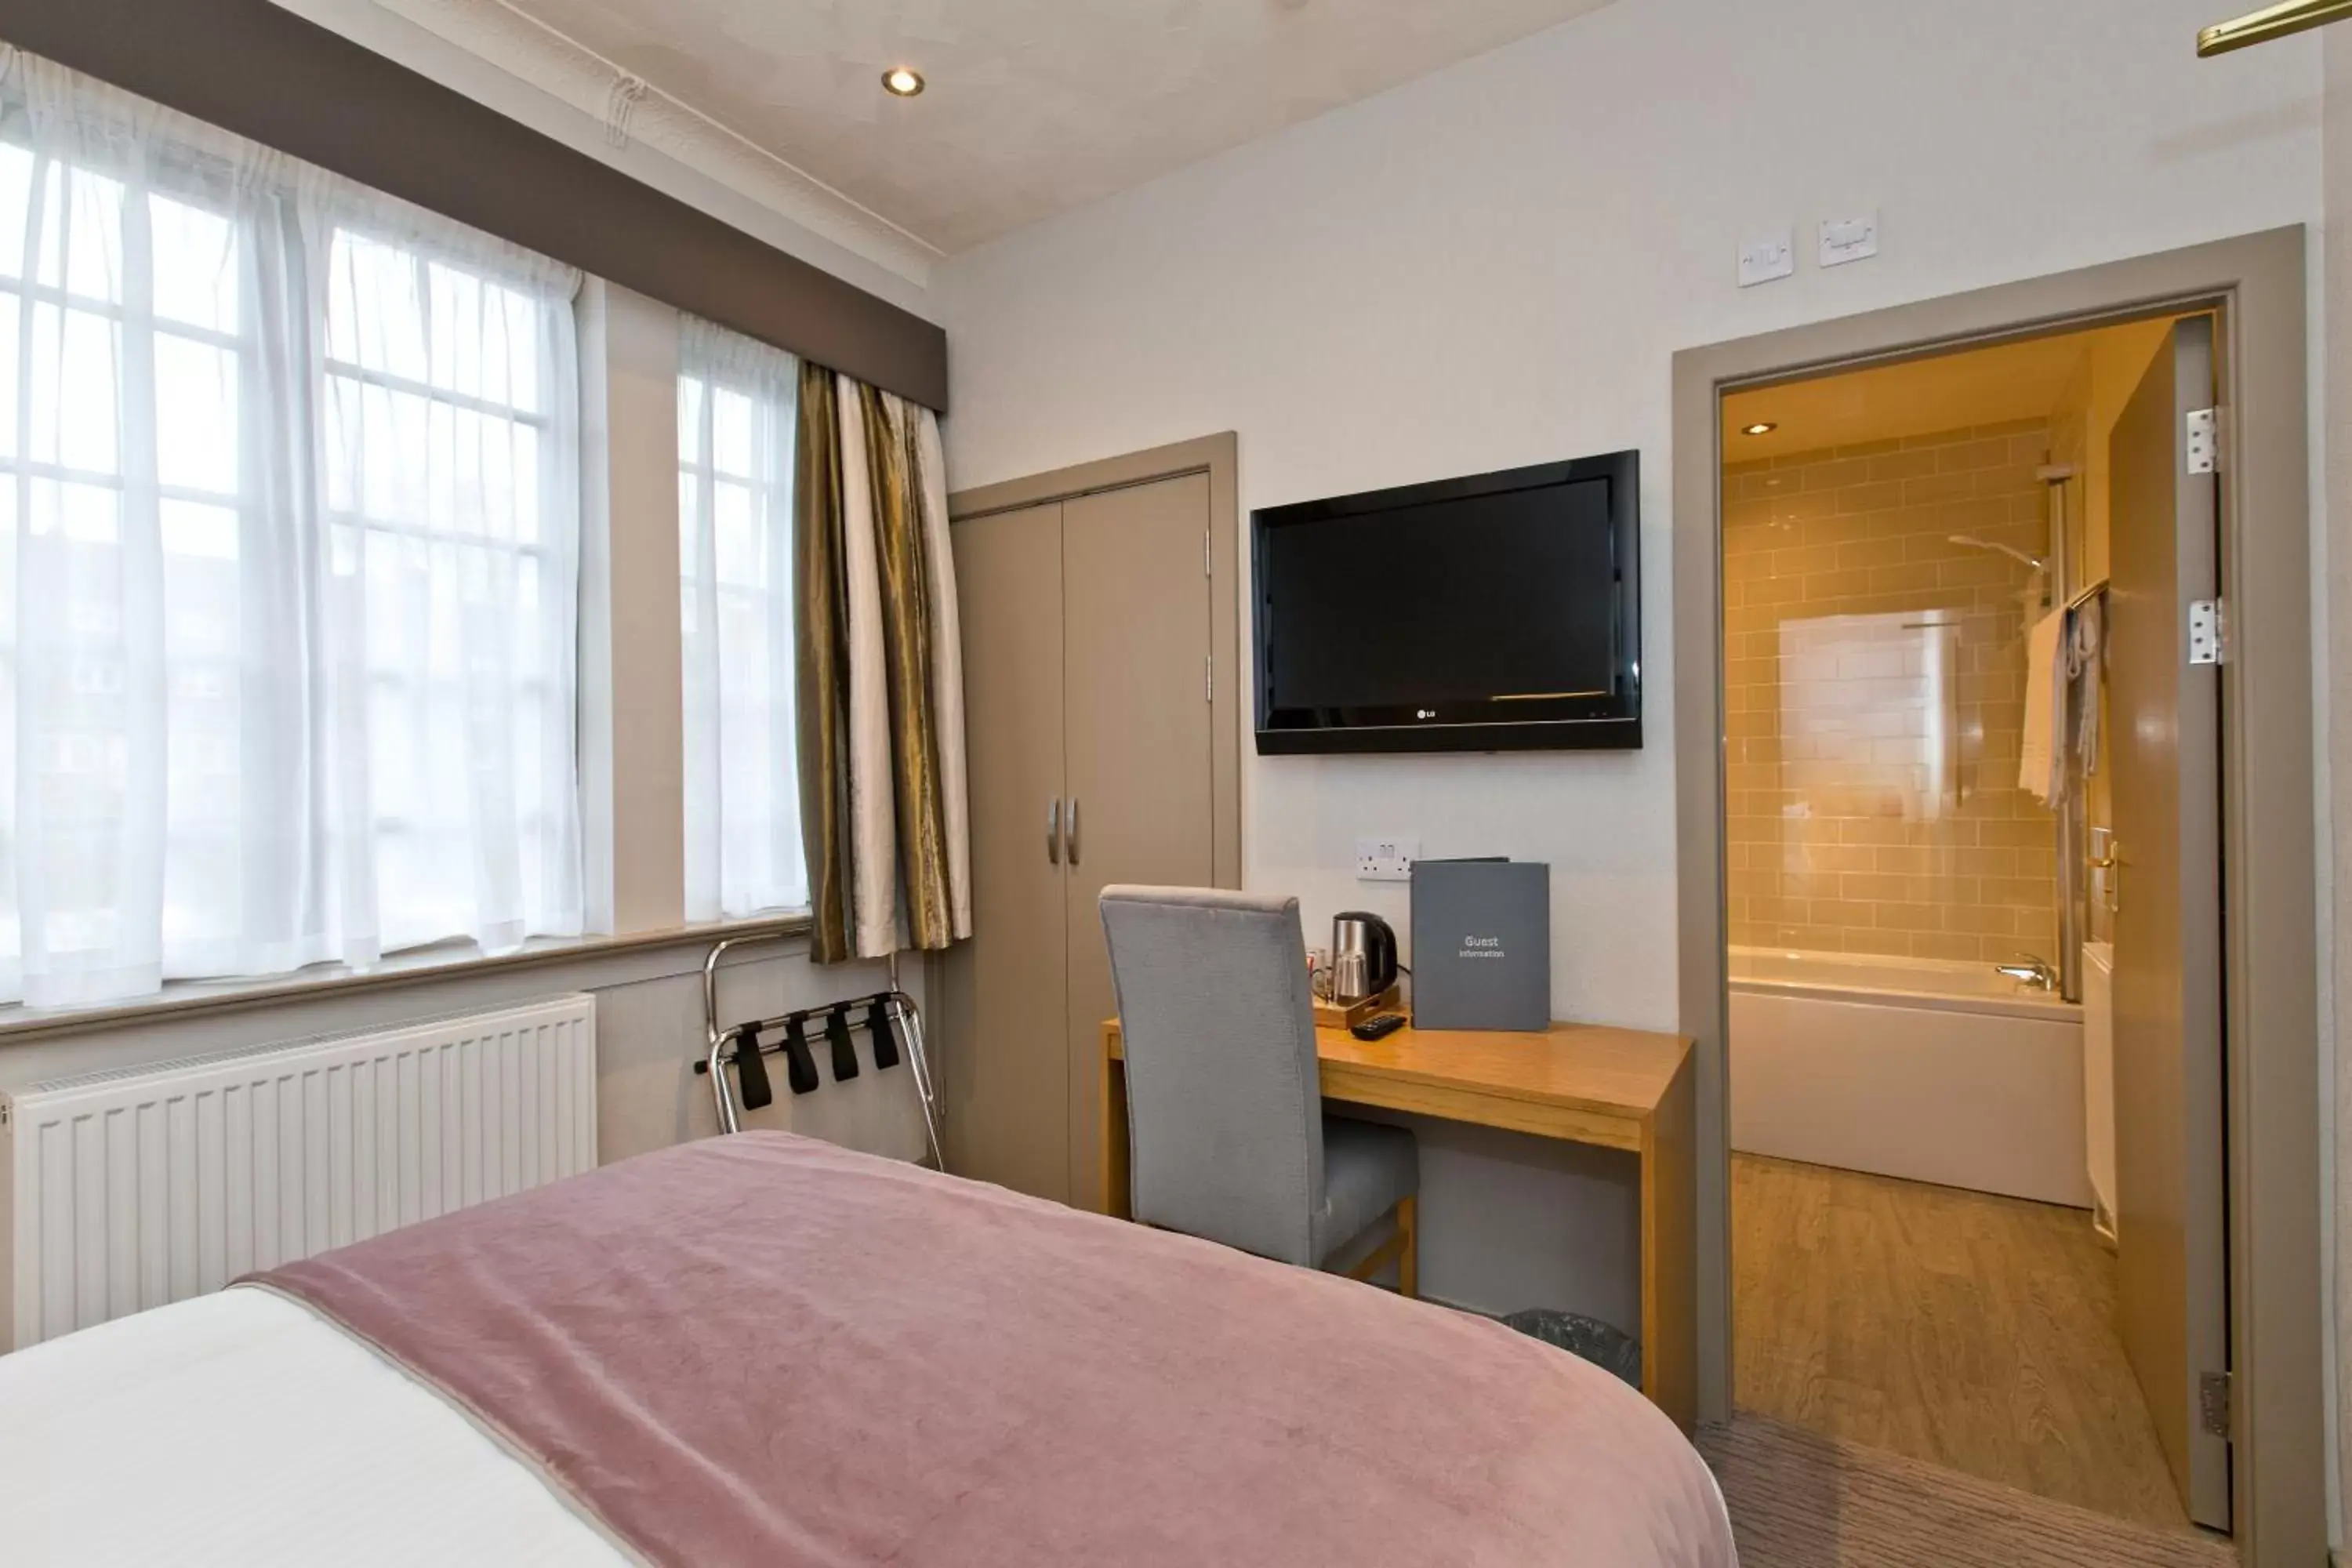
top-left (1100, 1045), bottom-right (1133, 1221)
top-left (1640, 1051), bottom-right (1698, 1432)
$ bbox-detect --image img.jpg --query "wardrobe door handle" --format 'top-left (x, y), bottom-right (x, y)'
top-left (1047, 798), bottom-right (1062, 866)
top-left (1067, 797), bottom-right (1080, 867)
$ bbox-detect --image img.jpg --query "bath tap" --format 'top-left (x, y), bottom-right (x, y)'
top-left (1995, 955), bottom-right (2058, 991)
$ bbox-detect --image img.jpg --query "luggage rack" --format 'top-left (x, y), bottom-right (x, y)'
top-left (695, 933), bottom-right (943, 1168)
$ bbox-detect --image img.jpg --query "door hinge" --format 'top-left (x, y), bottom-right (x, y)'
top-left (1204, 655), bottom-right (1214, 702)
top-left (2198, 1370), bottom-right (2233, 1439)
top-left (1203, 530), bottom-right (1212, 578)
top-left (2186, 407), bottom-right (2220, 474)
top-left (2188, 598), bottom-right (2225, 666)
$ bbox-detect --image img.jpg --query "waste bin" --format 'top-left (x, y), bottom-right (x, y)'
top-left (1501, 1308), bottom-right (1642, 1388)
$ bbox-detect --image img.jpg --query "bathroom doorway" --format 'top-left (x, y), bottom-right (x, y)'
top-left (1672, 230), bottom-right (2324, 1563)
top-left (1715, 316), bottom-right (2213, 1532)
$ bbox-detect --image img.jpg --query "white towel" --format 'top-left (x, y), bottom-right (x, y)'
top-left (2019, 608), bottom-right (2067, 804)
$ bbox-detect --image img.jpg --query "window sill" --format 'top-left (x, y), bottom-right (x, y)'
top-left (0, 913), bottom-right (815, 1047)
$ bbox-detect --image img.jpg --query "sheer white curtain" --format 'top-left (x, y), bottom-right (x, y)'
top-left (677, 316), bottom-right (805, 921)
top-left (309, 190), bottom-right (583, 959)
top-left (0, 49), bottom-right (583, 1008)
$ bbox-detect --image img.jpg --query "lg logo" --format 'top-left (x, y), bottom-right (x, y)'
top-left (1416, 709), bottom-right (1436, 720)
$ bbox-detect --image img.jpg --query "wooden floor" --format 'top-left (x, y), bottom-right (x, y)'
top-left (1732, 1153), bottom-right (2192, 1533)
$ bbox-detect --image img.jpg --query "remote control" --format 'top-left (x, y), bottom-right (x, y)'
top-left (1351, 1012), bottom-right (1407, 1042)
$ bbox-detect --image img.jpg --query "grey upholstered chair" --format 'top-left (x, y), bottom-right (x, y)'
top-left (1098, 885), bottom-right (1419, 1292)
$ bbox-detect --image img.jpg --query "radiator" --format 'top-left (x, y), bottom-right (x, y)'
top-left (3, 993), bottom-right (597, 1349)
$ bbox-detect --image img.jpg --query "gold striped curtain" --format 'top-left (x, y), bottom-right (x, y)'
top-left (793, 363), bottom-right (854, 961)
top-left (795, 365), bottom-right (970, 964)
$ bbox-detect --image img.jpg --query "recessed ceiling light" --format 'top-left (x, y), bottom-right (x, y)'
top-left (1741, 421), bottom-right (1778, 436)
top-left (881, 66), bottom-right (926, 97)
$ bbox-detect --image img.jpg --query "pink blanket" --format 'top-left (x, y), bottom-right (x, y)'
top-left (253, 1132), bottom-right (1734, 1567)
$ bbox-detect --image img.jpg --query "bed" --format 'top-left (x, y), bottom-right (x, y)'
top-left (0, 1132), bottom-right (1737, 1566)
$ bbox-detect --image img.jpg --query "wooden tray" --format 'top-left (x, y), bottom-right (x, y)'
top-left (1312, 984), bottom-right (1401, 1030)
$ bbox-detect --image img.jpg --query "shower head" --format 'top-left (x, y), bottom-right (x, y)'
top-left (1947, 533), bottom-right (2046, 572)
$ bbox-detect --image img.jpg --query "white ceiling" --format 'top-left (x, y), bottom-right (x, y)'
top-left (450, 0), bottom-right (1617, 256)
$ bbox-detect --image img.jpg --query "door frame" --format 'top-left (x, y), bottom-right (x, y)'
top-left (1671, 227), bottom-right (2320, 1561)
top-left (946, 431), bottom-right (1245, 892)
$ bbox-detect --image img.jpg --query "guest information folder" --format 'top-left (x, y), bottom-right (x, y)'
top-left (1408, 858), bottom-right (1551, 1032)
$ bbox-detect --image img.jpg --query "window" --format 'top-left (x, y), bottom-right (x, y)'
top-left (0, 145), bottom-right (252, 1003)
top-left (677, 317), bottom-right (806, 920)
top-left (0, 52), bottom-right (583, 1007)
top-left (318, 226), bottom-right (581, 956)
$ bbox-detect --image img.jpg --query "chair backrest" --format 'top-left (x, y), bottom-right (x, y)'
top-left (1098, 886), bottom-right (1325, 1266)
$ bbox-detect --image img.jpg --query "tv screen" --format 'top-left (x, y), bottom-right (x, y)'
top-left (1253, 452), bottom-right (1639, 753)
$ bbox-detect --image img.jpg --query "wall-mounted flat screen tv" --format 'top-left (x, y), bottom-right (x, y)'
top-left (1253, 451), bottom-right (1640, 754)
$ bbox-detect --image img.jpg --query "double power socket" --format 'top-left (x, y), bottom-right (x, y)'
top-left (1354, 837), bottom-right (1419, 884)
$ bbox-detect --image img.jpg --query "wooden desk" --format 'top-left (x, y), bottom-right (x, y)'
top-left (1100, 1017), bottom-right (1697, 1431)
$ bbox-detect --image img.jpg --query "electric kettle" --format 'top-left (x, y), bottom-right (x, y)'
top-left (1329, 912), bottom-right (1400, 1005)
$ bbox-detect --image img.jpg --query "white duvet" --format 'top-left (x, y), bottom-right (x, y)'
top-left (0, 1288), bottom-right (627, 1566)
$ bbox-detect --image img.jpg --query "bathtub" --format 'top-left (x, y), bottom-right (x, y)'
top-left (1728, 946), bottom-right (2090, 1207)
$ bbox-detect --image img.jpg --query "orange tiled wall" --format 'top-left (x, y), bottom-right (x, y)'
top-left (1722, 420), bottom-right (2059, 965)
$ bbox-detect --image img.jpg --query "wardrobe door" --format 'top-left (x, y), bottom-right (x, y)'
top-left (1061, 474), bottom-right (1218, 1210)
top-left (939, 501), bottom-right (1072, 1203)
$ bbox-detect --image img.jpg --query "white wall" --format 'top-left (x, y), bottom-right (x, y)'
top-left (579, 280), bottom-right (688, 935)
top-left (936, 0), bottom-right (2325, 1319)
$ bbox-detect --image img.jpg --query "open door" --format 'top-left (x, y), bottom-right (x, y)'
top-left (2107, 314), bottom-right (2228, 1531)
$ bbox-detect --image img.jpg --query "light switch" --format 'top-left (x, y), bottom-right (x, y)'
top-left (1818, 212), bottom-right (1879, 267)
top-left (1738, 228), bottom-right (1795, 288)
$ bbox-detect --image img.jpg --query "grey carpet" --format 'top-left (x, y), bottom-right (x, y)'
top-left (1700, 1415), bottom-right (2236, 1567)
